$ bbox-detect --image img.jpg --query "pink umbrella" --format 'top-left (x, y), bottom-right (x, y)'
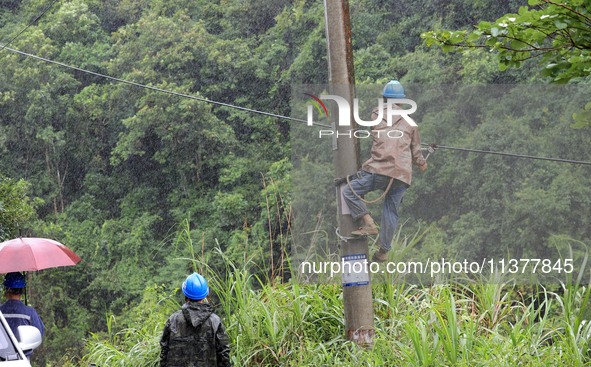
top-left (0, 237), bottom-right (82, 273)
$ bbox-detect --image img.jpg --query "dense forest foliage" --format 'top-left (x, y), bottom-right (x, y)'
top-left (0, 0), bottom-right (590, 365)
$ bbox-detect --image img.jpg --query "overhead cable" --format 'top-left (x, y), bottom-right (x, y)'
top-left (0, 44), bottom-right (330, 127)
top-left (2, 45), bottom-right (590, 166)
top-left (423, 144), bottom-right (591, 166)
top-left (0, 0), bottom-right (61, 54)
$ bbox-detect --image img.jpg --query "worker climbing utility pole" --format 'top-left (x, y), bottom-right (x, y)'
top-left (323, 0), bottom-right (375, 346)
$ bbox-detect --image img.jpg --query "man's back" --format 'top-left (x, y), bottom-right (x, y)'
top-left (159, 301), bottom-right (231, 367)
top-left (0, 299), bottom-right (44, 335)
top-left (362, 105), bottom-right (425, 185)
top-left (0, 299), bottom-right (44, 359)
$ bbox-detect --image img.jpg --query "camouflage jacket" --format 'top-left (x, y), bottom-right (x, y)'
top-left (159, 301), bottom-right (231, 367)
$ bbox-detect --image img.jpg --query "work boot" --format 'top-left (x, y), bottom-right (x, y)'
top-left (372, 248), bottom-right (389, 263)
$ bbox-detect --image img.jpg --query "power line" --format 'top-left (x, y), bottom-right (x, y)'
top-left (1, 45), bottom-right (590, 166)
top-left (0, 44), bottom-right (331, 128)
top-left (423, 143), bottom-right (591, 166)
top-left (0, 0), bottom-right (61, 54)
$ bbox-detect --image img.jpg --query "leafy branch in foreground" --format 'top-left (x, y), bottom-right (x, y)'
top-left (422, 0), bottom-right (591, 83)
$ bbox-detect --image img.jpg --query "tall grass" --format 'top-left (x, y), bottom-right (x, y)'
top-left (81, 285), bottom-right (179, 367)
top-left (81, 241), bottom-right (591, 367)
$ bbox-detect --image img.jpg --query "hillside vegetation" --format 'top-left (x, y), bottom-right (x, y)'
top-left (0, 0), bottom-right (590, 365)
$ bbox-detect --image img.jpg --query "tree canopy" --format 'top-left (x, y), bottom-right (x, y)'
top-left (0, 0), bottom-right (589, 364)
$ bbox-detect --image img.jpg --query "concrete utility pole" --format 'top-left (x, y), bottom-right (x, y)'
top-left (323, 0), bottom-right (375, 346)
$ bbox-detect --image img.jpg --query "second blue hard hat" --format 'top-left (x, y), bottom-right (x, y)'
top-left (182, 272), bottom-right (209, 300)
top-left (382, 80), bottom-right (406, 98)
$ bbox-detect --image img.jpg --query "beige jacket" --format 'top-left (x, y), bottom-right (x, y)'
top-left (361, 105), bottom-right (426, 186)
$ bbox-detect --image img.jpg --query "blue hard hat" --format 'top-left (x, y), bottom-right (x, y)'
top-left (3, 272), bottom-right (26, 289)
top-left (182, 272), bottom-right (209, 300)
top-left (382, 80), bottom-right (405, 98)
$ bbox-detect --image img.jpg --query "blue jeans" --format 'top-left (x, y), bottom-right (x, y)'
top-left (342, 171), bottom-right (407, 251)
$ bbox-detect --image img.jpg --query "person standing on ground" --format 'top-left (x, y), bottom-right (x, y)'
top-left (159, 272), bottom-right (231, 367)
top-left (342, 80), bottom-right (427, 263)
top-left (0, 272), bottom-right (45, 358)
